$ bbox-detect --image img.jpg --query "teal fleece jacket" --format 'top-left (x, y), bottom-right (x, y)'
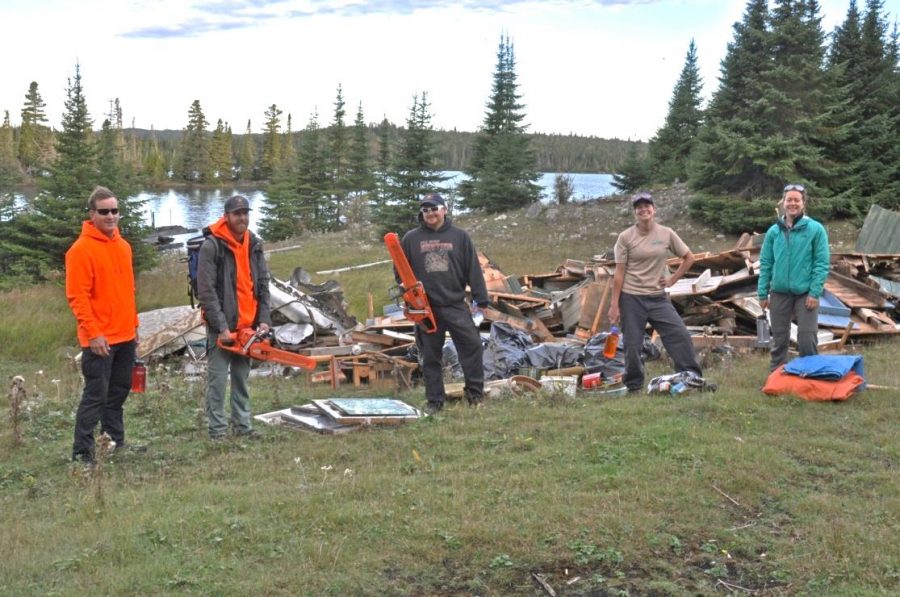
top-left (758, 214), bottom-right (830, 300)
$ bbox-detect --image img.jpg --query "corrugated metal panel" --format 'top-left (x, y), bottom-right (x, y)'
top-left (856, 205), bottom-right (900, 253)
top-left (869, 275), bottom-right (900, 299)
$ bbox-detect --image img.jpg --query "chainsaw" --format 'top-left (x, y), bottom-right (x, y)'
top-left (384, 232), bottom-right (438, 333)
top-left (217, 328), bottom-right (317, 370)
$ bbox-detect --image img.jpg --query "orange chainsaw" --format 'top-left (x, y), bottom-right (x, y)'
top-left (384, 232), bottom-right (438, 333)
top-left (217, 328), bottom-right (317, 370)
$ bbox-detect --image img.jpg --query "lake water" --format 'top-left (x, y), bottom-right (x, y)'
top-left (140, 171), bottom-right (616, 234)
top-left (9, 171), bottom-right (616, 236)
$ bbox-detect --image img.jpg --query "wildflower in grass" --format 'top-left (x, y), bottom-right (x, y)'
top-left (343, 468), bottom-right (353, 477)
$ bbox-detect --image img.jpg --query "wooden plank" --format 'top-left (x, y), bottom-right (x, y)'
top-left (350, 331), bottom-right (398, 347)
top-left (690, 335), bottom-right (760, 349)
top-left (827, 270), bottom-right (888, 307)
top-left (488, 291), bottom-right (550, 305)
top-left (692, 269), bottom-right (712, 293)
top-left (590, 280), bottom-right (613, 335)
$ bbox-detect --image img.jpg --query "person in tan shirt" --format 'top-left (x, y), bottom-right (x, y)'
top-left (608, 192), bottom-right (702, 393)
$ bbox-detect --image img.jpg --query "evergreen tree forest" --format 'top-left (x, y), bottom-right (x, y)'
top-left (623, 0), bottom-right (899, 233)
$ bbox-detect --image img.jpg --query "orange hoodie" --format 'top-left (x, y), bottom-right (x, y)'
top-left (209, 217), bottom-right (258, 329)
top-left (65, 221), bottom-right (138, 347)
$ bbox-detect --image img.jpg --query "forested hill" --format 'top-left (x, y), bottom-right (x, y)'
top-left (131, 127), bottom-right (644, 173)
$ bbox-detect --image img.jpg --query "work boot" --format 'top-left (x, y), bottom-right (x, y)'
top-left (424, 402), bottom-right (443, 416)
top-left (115, 442), bottom-right (148, 454)
top-left (235, 428), bottom-right (261, 440)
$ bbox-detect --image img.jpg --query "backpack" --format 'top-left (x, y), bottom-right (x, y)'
top-left (184, 228), bottom-right (220, 309)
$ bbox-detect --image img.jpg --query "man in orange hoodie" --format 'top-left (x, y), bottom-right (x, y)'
top-left (65, 186), bottom-right (139, 463)
top-left (196, 195), bottom-right (271, 440)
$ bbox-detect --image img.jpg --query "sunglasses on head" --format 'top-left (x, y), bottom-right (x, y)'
top-left (783, 184), bottom-right (805, 193)
top-left (93, 208), bottom-right (119, 215)
top-left (420, 205), bottom-right (440, 214)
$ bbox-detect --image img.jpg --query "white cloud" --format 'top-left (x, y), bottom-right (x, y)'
top-left (0, 0), bottom-right (878, 141)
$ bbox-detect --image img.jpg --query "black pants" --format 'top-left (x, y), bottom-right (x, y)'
top-left (72, 340), bottom-right (136, 461)
top-left (619, 292), bottom-right (702, 391)
top-left (416, 303), bottom-right (484, 406)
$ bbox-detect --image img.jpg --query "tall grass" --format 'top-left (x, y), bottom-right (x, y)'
top-left (0, 346), bottom-right (897, 594)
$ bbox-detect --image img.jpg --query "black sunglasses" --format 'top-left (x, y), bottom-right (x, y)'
top-left (93, 208), bottom-right (119, 215)
top-left (783, 184), bottom-right (805, 193)
top-left (420, 205), bottom-right (440, 214)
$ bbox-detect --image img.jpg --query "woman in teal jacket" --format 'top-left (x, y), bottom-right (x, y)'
top-left (758, 184), bottom-right (830, 370)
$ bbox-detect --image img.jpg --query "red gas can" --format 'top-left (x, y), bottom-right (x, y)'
top-left (131, 360), bottom-right (146, 393)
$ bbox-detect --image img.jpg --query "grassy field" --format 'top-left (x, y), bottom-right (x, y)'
top-left (1, 195), bottom-right (898, 595)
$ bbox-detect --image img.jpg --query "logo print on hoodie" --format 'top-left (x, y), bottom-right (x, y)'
top-left (420, 240), bottom-right (453, 273)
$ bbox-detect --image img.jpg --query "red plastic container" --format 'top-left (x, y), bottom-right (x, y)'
top-left (582, 372), bottom-right (603, 389)
top-left (131, 360), bottom-right (146, 393)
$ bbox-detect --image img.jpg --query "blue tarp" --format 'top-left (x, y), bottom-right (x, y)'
top-left (784, 354), bottom-right (865, 382)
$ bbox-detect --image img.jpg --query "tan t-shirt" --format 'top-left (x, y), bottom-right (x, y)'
top-left (614, 224), bottom-right (690, 295)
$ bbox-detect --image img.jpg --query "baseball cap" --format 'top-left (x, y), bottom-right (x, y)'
top-left (631, 192), bottom-right (654, 207)
top-left (420, 193), bottom-right (446, 207)
top-left (224, 195), bottom-right (251, 213)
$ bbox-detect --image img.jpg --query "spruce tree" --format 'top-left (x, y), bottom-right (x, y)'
top-left (0, 111), bottom-right (23, 198)
top-left (326, 85), bottom-right (351, 226)
top-left (258, 130), bottom-right (301, 242)
top-left (281, 114), bottom-right (297, 170)
top-left (848, 0), bottom-right (899, 210)
top-left (373, 117), bottom-right (394, 208)
top-left (374, 93), bottom-right (445, 234)
top-left (295, 111), bottom-right (332, 231)
top-left (18, 82), bottom-right (52, 177)
top-left (689, 0), bottom-right (773, 194)
top-left (176, 100), bottom-right (212, 182)
top-left (260, 104), bottom-right (282, 180)
top-left (209, 119), bottom-right (233, 181)
top-left (238, 119), bottom-right (257, 180)
top-left (142, 127), bottom-right (167, 184)
top-left (347, 102), bottom-right (374, 195)
top-left (460, 35), bottom-right (540, 212)
top-left (647, 40), bottom-right (704, 184)
top-left (611, 145), bottom-right (652, 193)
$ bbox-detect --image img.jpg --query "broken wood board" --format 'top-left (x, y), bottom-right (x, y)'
top-left (825, 271), bottom-right (889, 308)
top-left (350, 331), bottom-right (400, 347)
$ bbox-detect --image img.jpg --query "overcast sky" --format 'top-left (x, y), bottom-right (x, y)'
top-left (0, 0), bottom-right (888, 141)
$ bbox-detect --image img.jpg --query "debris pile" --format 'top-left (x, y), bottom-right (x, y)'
top-left (138, 205), bottom-right (900, 396)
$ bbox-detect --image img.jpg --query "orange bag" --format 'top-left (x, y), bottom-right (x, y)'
top-left (762, 366), bottom-right (865, 401)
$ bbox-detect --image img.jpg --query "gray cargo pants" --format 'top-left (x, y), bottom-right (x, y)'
top-left (205, 330), bottom-right (253, 437)
top-left (619, 292), bottom-right (702, 392)
top-left (767, 291), bottom-right (818, 371)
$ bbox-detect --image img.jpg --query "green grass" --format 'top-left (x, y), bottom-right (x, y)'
top-left (1, 197), bottom-right (898, 595)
